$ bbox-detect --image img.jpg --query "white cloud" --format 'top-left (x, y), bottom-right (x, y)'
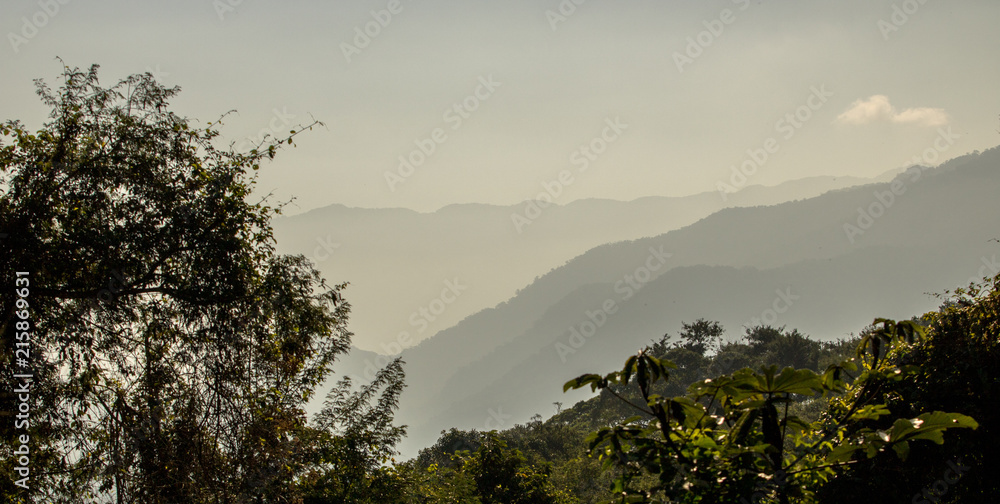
top-left (890, 107), bottom-right (949, 126)
top-left (836, 95), bottom-right (948, 126)
top-left (836, 95), bottom-right (894, 124)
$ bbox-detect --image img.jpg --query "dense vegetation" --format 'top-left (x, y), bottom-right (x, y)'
top-left (2, 66), bottom-right (997, 503)
top-left (405, 309), bottom-right (995, 504)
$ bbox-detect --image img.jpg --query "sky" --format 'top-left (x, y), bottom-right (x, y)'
top-left (2, 0), bottom-right (999, 214)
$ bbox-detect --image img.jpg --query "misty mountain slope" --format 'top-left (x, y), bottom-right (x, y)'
top-left (424, 282), bottom-right (621, 417)
top-left (396, 148), bottom-right (997, 416)
top-left (402, 241), bottom-right (994, 456)
top-left (271, 171), bottom-right (898, 358)
top-left (441, 242), bottom-right (979, 409)
top-left (628, 148), bottom-right (994, 272)
top-left (393, 146), bottom-right (1000, 455)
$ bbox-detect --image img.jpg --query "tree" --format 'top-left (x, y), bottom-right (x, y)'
top-left (674, 319), bottom-right (724, 357)
top-left (818, 275), bottom-right (1000, 503)
top-left (406, 431), bottom-right (572, 504)
top-left (564, 317), bottom-right (979, 503)
top-left (292, 357), bottom-right (409, 504)
top-left (743, 325), bottom-right (823, 371)
top-left (0, 63), bottom-right (384, 503)
top-left (465, 434), bottom-right (566, 504)
top-left (415, 428), bottom-right (486, 470)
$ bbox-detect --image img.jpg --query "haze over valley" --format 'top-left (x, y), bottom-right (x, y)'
top-left (4, 1), bottom-right (999, 501)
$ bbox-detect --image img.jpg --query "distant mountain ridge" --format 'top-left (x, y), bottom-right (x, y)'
top-left (273, 169), bottom-right (902, 358)
top-left (385, 147), bottom-right (1000, 457)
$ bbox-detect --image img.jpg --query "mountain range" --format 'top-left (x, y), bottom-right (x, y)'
top-left (395, 148), bottom-right (1000, 457)
top-left (274, 147), bottom-right (1000, 458)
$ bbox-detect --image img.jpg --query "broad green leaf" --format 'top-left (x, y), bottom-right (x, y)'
top-left (563, 373), bottom-right (603, 392)
top-left (885, 411), bottom-right (979, 446)
top-left (848, 404), bottom-right (891, 422)
top-left (725, 409), bottom-right (759, 448)
top-left (769, 367), bottom-right (823, 395)
top-left (621, 355), bottom-right (637, 386)
top-left (891, 440), bottom-right (910, 460)
top-left (826, 445), bottom-right (864, 464)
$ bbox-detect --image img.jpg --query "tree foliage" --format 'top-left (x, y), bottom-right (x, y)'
top-left (406, 432), bottom-right (572, 504)
top-left (0, 63), bottom-right (405, 504)
top-left (817, 275), bottom-right (1000, 503)
top-left (2, 63), bottom-right (996, 504)
top-left (564, 310), bottom-right (988, 503)
top-left (296, 357), bottom-right (409, 504)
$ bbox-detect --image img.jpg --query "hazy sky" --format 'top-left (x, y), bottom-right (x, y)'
top-left (2, 0), bottom-right (998, 213)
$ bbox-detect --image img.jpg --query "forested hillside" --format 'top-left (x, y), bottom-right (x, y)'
top-left (394, 146), bottom-right (1000, 455)
top-left (403, 284), bottom-right (998, 504)
top-left (2, 65), bottom-right (996, 504)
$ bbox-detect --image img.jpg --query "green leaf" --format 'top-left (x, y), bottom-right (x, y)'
top-left (885, 411), bottom-right (978, 447)
top-left (621, 355), bottom-right (637, 386)
top-left (848, 404), bottom-right (891, 422)
top-left (564, 373), bottom-right (603, 392)
top-left (692, 435), bottom-right (720, 450)
top-left (772, 367), bottom-right (823, 394)
top-left (780, 414), bottom-right (812, 434)
top-left (826, 444), bottom-right (862, 464)
top-left (667, 397), bottom-right (706, 429)
top-left (891, 440), bottom-right (910, 460)
top-left (725, 409), bottom-right (759, 448)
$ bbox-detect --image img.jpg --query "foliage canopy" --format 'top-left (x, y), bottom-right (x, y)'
top-left (0, 63), bottom-right (405, 504)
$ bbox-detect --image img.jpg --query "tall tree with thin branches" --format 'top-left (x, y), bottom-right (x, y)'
top-left (0, 63), bottom-right (380, 503)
